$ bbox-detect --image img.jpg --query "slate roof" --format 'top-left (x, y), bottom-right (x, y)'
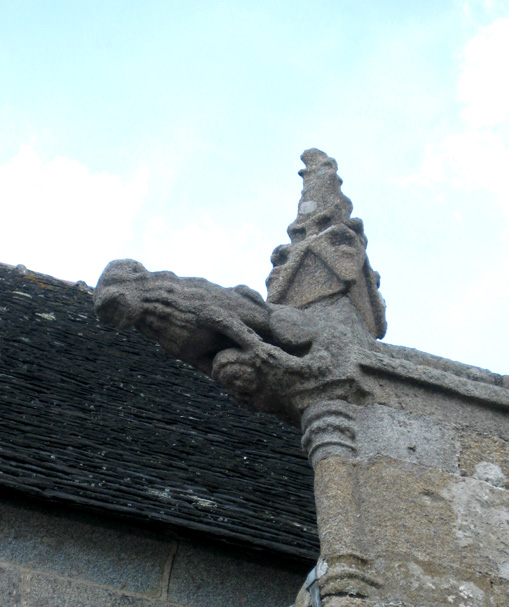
top-left (0, 263), bottom-right (318, 560)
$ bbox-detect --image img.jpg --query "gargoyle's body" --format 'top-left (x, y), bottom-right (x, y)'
top-left (95, 259), bottom-right (272, 372)
top-left (94, 259), bottom-right (327, 424)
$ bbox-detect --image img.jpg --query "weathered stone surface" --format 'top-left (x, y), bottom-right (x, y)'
top-left (302, 399), bottom-right (462, 473)
top-left (360, 344), bottom-right (509, 412)
top-left (492, 579), bottom-right (509, 606)
top-left (311, 455), bottom-right (509, 604)
top-left (0, 565), bottom-right (22, 607)
top-left (313, 458), bottom-right (382, 601)
top-left (0, 495), bottom-right (309, 607)
top-left (0, 498), bottom-right (173, 595)
top-left (266, 149), bottom-right (386, 339)
top-left (357, 403), bottom-right (459, 473)
top-left (441, 475), bottom-right (509, 581)
top-left (322, 599), bottom-right (373, 607)
top-left (94, 149), bottom-right (509, 607)
top-left (167, 540), bottom-right (305, 607)
top-left (460, 432), bottom-right (509, 489)
top-left (375, 557), bottom-right (494, 607)
top-left (359, 353), bottom-right (509, 442)
top-left (297, 596), bottom-right (379, 607)
top-left (24, 574), bottom-right (161, 607)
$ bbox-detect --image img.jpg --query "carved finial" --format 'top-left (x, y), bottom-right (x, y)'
top-left (266, 149), bottom-right (387, 339)
top-left (297, 148), bottom-right (353, 224)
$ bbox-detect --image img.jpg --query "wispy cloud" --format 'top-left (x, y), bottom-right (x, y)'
top-left (0, 144), bottom-right (149, 284)
top-left (400, 17), bottom-right (509, 220)
top-left (389, 12), bottom-right (509, 373)
top-left (137, 214), bottom-right (273, 296)
top-left (458, 18), bottom-right (509, 128)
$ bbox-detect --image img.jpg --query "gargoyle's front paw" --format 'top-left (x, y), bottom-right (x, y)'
top-left (211, 349), bottom-right (259, 396)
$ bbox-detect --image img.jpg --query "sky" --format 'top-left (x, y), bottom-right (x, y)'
top-left (1, 0), bottom-right (508, 375)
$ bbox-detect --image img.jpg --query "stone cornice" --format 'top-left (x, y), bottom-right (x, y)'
top-left (357, 346), bottom-right (509, 411)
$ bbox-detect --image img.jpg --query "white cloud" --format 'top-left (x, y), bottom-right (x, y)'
top-left (390, 12), bottom-right (509, 373)
top-left (0, 144), bottom-right (149, 285)
top-left (417, 130), bottom-right (509, 208)
top-left (458, 0), bottom-right (509, 26)
top-left (0, 143), bottom-right (277, 295)
top-left (137, 214), bottom-right (273, 296)
top-left (458, 18), bottom-right (509, 129)
top-left (401, 17), bottom-right (509, 218)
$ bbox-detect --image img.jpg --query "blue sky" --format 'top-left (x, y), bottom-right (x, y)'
top-left (1, 0), bottom-right (508, 374)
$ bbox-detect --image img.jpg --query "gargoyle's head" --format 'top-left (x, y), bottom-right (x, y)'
top-left (94, 259), bottom-right (147, 329)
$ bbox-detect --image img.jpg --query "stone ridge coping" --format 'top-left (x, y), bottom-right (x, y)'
top-left (0, 262), bottom-right (93, 290)
top-left (360, 345), bottom-right (509, 410)
top-left (375, 341), bottom-right (508, 387)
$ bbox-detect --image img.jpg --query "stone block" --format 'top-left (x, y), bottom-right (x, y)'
top-left (0, 497), bottom-right (174, 596)
top-left (460, 432), bottom-right (509, 489)
top-left (314, 456), bottom-right (509, 591)
top-left (167, 539), bottom-right (306, 607)
top-left (362, 458), bottom-right (509, 580)
top-left (24, 574), bottom-right (162, 607)
top-left (358, 404), bottom-right (459, 473)
top-left (365, 374), bottom-right (509, 443)
top-left (374, 556), bottom-right (494, 607)
top-left (0, 565), bottom-right (22, 606)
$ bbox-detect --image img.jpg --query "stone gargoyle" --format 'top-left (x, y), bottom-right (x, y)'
top-left (94, 258), bottom-right (332, 425)
top-left (94, 149), bottom-right (386, 427)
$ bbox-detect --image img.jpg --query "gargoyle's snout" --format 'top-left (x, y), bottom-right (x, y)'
top-left (94, 290), bottom-right (140, 330)
top-left (94, 259), bottom-right (147, 330)
top-left (96, 259), bottom-right (148, 288)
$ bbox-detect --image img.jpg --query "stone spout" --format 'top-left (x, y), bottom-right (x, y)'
top-left (94, 150), bottom-right (387, 425)
top-left (94, 258), bottom-right (340, 425)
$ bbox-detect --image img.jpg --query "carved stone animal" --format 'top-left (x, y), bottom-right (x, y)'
top-left (94, 259), bottom-right (322, 422)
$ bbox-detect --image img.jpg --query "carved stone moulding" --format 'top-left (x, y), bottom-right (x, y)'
top-left (301, 400), bottom-right (357, 470)
top-left (295, 553), bottom-right (382, 607)
top-left (317, 553), bottom-right (382, 601)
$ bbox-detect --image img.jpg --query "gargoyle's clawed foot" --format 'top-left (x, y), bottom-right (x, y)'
top-left (212, 348), bottom-right (260, 396)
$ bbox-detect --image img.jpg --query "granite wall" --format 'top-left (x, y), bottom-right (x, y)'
top-left (0, 494), bottom-right (308, 607)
